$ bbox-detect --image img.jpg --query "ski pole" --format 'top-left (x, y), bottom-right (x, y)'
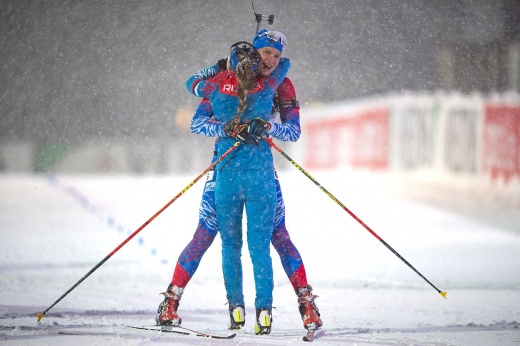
top-left (36, 142), bottom-right (241, 321)
top-left (265, 137), bottom-right (447, 299)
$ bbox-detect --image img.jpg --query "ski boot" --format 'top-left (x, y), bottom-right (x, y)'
top-left (228, 304), bottom-right (245, 330)
top-left (296, 285), bottom-right (323, 331)
top-left (156, 284), bottom-right (183, 326)
top-left (254, 308), bottom-right (272, 335)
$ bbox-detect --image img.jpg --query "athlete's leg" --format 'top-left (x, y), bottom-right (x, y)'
top-left (270, 171), bottom-right (323, 330)
top-left (245, 170), bottom-right (276, 310)
top-left (170, 169), bottom-right (219, 287)
top-left (271, 171), bottom-right (308, 290)
top-left (157, 168), bottom-right (219, 326)
top-left (215, 170), bottom-right (245, 307)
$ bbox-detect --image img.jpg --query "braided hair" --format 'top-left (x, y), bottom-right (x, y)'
top-left (235, 60), bottom-right (257, 115)
top-left (229, 42), bottom-right (260, 118)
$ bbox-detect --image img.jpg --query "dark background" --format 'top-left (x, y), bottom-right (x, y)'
top-left (1, 0), bottom-right (519, 145)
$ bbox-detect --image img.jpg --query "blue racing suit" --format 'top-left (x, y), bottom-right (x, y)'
top-left (185, 59), bottom-right (289, 310)
top-left (170, 78), bottom-right (308, 296)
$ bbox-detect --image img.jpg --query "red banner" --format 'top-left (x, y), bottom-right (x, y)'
top-left (305, 108), bottom-right (390, 170)
top-left (482, 104), bottom-right (520, 182)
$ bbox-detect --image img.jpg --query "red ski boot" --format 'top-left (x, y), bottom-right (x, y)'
top-left (296, 285), bottom-right (323, 331)
top-left (156, 285), bottom-right (183, 326)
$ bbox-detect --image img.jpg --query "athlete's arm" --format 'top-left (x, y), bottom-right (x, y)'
top-left (189, 98), bottom-right (227, 138)
top-left (268, 77), bottom-right (301, 142)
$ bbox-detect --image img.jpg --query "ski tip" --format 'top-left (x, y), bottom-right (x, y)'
top-left (36, 312), bottom-right (45, 321)
top-left (439, 291), bottom-right (447, 299)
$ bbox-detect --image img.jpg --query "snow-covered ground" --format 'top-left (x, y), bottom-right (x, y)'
top-left (1, 169), bottom-right (520, 345)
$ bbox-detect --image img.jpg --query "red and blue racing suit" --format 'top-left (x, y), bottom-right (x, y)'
top-left (169, 63), bottom-right (309, 307)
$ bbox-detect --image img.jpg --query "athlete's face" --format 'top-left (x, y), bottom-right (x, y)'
top-left (256, 47), bottom-right (282, 77)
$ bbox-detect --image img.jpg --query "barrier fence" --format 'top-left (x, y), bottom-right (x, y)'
top-left (1, 93), bottom-right (519, 185)
top-left (302, 93), bottom-right (520, 184)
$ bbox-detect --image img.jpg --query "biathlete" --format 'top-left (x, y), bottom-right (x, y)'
top-left (156, 29), bottom-right (322, 335)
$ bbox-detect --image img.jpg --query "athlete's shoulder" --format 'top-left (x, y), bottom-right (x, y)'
top-left (277, 77), bottom-right (296, 100)
top-left (278, 77), bottom-right (295, 91)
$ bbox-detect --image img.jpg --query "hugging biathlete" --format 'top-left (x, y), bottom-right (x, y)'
top-left (156, 29), bottom-right (322, 333)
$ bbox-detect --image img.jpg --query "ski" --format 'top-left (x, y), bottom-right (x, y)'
top-left (303, 327), bottom-right (323, 341)
top-left (127, 325), bottom-right (236, 339)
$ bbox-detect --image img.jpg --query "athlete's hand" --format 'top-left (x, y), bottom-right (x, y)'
top-left (224, 121), bottom-right (256, 145)
top-left (217, 58), bottom-right (228, 71)
top-left (248, 118), bottom-right (271, 140)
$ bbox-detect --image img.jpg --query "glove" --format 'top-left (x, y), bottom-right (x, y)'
top-left (217, 58), bottom-right (228, 71)
top-left (223, 121), bottom-right (256, 145)
top-left (248, 118), bottom-right (271, 140)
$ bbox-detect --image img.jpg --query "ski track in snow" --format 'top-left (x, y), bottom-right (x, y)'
top-left (2, 308), bottom-right (520, 345)
top-left (1, 173), bottom-right (520, 345)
